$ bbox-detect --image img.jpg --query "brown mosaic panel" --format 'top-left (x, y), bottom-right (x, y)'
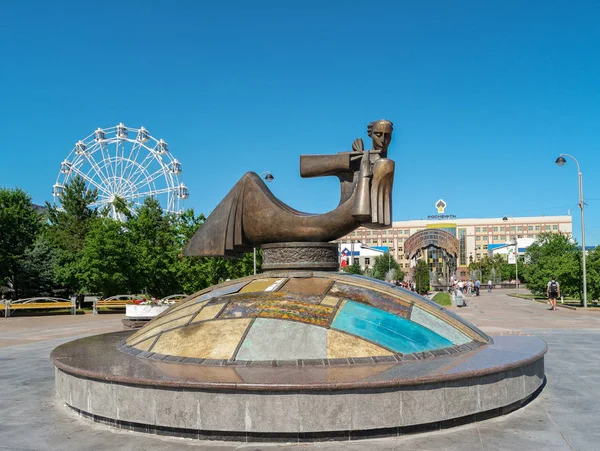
top-left (220, 299), bottom-right (334, 327)
top-left (328, 282), bottom-right (411, 318)
top-left (279, 277), bottom-right (333, 296)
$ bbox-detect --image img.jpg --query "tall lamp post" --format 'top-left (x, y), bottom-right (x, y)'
top-left (502, 217), bottom-right (519, 292)
top-left (253, 171), bottom-right (274, 275)
top-left (555, 154), bottom-right (587, 308)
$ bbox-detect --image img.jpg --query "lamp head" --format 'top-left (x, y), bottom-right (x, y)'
top-left (264, 172), bottom-right (274, 182)
top-left (555, 156), bottom-right (567, 167)
top-left (502, 216), bottom-right (508, 222)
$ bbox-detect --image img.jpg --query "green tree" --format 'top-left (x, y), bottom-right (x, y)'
top-left (77, 217), bottom-right (136, 296)
top-left (128, 198), bottom-right (181, 298)
top-left (586, 247), bottom-right (600, 302)
top-left (12, 233), bottom-right (62, 298)
top-left (45, 176), bottom-right (98, 295)
top-left (522, 232), bottom-right (581, 300)
top-left (414, 260), bottom-right (430, 294)
top-left (372, 253), bottom-right (403, 281)
top-left (342, 261), bottom-right (363, 275)
top-left (0, 188), bottom-right (42, 299)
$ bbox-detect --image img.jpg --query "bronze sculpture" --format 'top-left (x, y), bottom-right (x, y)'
top-left (184, 120), bottom-right (395, 258)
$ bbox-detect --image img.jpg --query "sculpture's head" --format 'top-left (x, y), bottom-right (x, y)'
top-left (367, 120), bottom-right (393, 153)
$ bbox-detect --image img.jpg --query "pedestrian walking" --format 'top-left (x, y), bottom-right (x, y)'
top-left (546, 275), bottom-right (560, 311)
top-left (487, 279), bottom-right (493, 292)
top-left (466, 280), bottom-right (472, 296)
top-left (475, 279), bottom-right (480, 296)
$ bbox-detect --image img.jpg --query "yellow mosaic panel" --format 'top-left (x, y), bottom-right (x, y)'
top-left (326, 329), bottom-right (394, 358)
top-left (151, 319), bottom-right (251, 359)
top-left (133, 301), bottom-right (209, 336)
top-left (239, 279), bottom-right (283, 293)
top-left (190, 304), bottom-right (224, 323)
top-left (321, 295), bottom-right (340, 307)
top-left (128, 314), bottom-right (195, 346)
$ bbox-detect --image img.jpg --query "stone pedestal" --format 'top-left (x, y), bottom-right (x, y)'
top-left (261, 242), bottom-right (339, 271)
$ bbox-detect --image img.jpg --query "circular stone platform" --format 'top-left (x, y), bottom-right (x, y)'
top-left (52, 272), bottom-right (546, 441)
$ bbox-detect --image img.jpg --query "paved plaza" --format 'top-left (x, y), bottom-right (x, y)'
top-left (1, 290), bottom-right (599, 450)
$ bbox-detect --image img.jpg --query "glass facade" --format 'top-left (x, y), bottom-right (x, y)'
top-left (459, 228), bottom-right (466, 266)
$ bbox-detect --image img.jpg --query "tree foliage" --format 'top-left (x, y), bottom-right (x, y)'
top-left (522, 232), bottom-right (581, 299)
top-left (372, 253), bottom-right (404, 281)
top-left (414, 260), bottom-right (430, 294)
top-left (0, 188), bottom-right (42, 298)
top-left (342, 261), bottom-right (363, 275)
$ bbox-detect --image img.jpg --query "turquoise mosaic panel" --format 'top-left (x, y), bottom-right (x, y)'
top-left (331, 300), bottom-right (452, 354)
top-left (236, 318), bottom-right (327, 360)
top-left (410, 306), bottom-right (471, 345)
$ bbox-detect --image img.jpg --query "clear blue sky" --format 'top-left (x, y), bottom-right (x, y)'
top-left (1, 1), bottom-right (599, 244)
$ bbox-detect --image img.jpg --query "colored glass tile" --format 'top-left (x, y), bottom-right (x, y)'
top-left (280, 277), bottom-right (333, 296)
top-left (329, 282), bottom-right (411, 318)
top-left (239, 279), bottom-right (284, 293)
top-left (129, 314), bottom-right (194, 346)
top-left (236, 318), bottom-right (327, 360)
top-left (220, 299), bottom-right (333, 327)
top-left (321, 295), bottom-right (340, 307)
top-left (151, 319), bottom-right (251, 359)
top-left (190, 304), bottom-right (225, 323)
top-left (326, 329), bottom-right (394, 358)
top-left (331, 301), bottom-right (452, 354)
top-left (410, 306), bottom-right (470, 345)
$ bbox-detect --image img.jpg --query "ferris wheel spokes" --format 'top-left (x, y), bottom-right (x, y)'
top-left (54, 124), bottom-right (188, 220)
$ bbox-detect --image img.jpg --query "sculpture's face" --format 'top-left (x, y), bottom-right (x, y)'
top-left (371, 128), bottom-right (392, 152)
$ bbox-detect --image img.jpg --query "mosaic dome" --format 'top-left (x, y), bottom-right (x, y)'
top-left (121, 273), bottom-right (490, 363)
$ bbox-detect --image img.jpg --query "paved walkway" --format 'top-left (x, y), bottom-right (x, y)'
top-left (0, 291), bottom-right (598, 450)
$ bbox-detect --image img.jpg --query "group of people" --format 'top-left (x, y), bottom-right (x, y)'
top-left (455, 279), bottom-right (483, 296)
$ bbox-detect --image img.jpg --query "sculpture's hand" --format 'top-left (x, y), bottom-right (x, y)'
top-left (359, 149), bottom-right (373, 178)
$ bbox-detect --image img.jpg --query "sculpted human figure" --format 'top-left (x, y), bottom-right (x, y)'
top-left (184, 120), bottom-right (395, 258)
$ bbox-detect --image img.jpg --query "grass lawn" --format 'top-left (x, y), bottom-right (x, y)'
top-left (432, 292), bottom-right (452, 307)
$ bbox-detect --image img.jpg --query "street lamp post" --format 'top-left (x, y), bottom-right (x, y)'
top-left (556, 154), bottom-right (587, 308)
top-left (502, 217), bottom-right (519, 292)
top-left (253, 171), bottom-right (274, 275)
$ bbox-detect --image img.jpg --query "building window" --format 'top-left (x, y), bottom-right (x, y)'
top-left (546, 225), bottom-right (551, 231)
top-left (404, 230), bottom-right (409, 234)
top-left (535, 225), bottom-right (540, 231)
top-left (476, 236), bottom-right (480, 241)
top-left (476, 227), bottom-right (481, 233)
top-left (499, 226), bottom-right (505, 232)
top-left (482, 236), bottom-right (488, 242)
top-left (365, 258), bottom-right (370, 265)
top-left (517, 226), bottom-right (523, 231)
top-left (553, 225), bottom-right (558, 230)
top-left (482, 227), bottom-right (487, 233)
top-left (511, 226), bottom-right (516, 232)
top-left (528, 226), bottom-right (533, 231)
top-left (366, 231), bottom-right (372, 235)
top-left (493, 227), bottom-right (498, 232)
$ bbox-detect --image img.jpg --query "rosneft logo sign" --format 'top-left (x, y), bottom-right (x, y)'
top-left (428, 199), bottom-right (456, 219)
top-left (435, 199), bottom-right (447, 214)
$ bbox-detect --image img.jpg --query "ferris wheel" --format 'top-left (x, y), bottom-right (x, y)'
top-left (53, 123), bottom-right (189, 219)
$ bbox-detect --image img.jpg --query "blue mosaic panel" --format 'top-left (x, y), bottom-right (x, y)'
top-left (331, 301), bottom-right (452, 354)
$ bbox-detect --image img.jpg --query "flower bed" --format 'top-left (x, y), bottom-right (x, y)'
top-left (125, 299), bottom-right (174, 319)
